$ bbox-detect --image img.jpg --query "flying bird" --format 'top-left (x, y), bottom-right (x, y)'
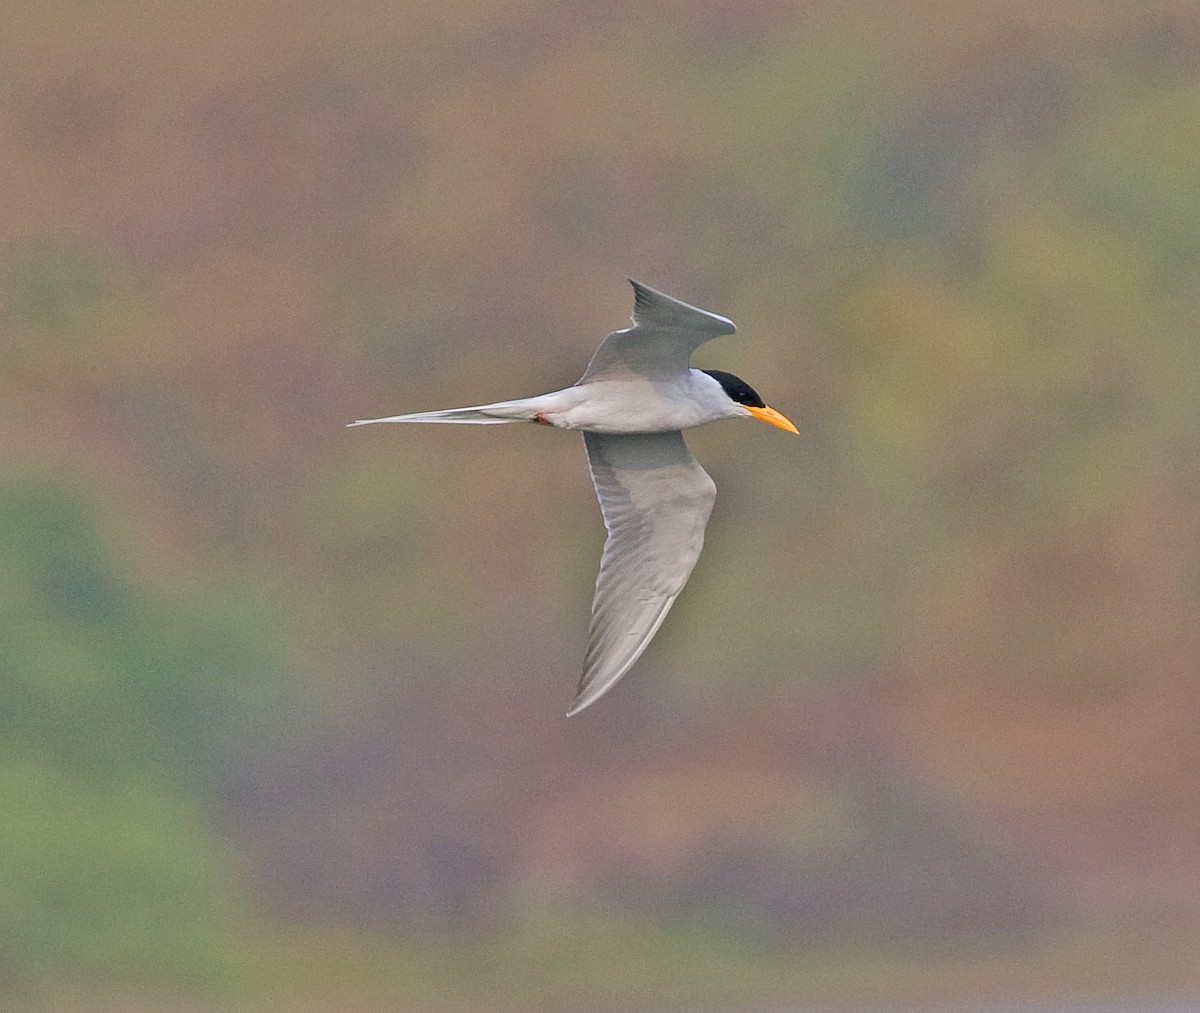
top-left (350, 280), bottom-right (797, 715)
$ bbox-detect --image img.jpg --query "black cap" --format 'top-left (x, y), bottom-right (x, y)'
top-left (701, 369), bottom-right (766, 409)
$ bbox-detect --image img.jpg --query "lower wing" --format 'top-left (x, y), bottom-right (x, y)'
top-left (570, 430), bottom-right (717, 715)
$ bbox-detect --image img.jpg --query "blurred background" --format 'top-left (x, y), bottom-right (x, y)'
top-left (3, 2), bottom-right (1200, 1010)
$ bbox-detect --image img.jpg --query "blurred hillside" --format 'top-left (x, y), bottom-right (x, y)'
top-left (3, 1), bottom-right (1200, 1008)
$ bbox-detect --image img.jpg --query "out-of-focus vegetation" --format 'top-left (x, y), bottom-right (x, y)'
top-left (3, 1), bottom-right (1200, 1008)
top-left (0, 485), bottom-right (283, 996)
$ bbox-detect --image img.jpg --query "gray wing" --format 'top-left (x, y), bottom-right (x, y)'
top-left (568, 430), bottom-right (717, 715)
top-left (578, 279), bottom-right (736, 383)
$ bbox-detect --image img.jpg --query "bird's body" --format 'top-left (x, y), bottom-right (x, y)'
top-left (351, 280), bottom-right (796, 715)
top-left (363, 372), bottom-right (747, 433)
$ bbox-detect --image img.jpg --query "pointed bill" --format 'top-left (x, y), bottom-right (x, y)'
top-left (744, 404), bottom-right (798, 434)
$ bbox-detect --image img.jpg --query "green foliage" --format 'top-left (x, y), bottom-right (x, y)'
top-left (3, 251), bottom-right (100, 335)
top-left (1058, 80), bottom-right (1200, 277)
top-left (0, 746), bottom-right (245, 993)
top-left (0, 484), bottom-right (273, 995)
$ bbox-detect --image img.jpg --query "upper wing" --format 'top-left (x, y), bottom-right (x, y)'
top-left (568, 430), bottom-right (717, 715)
top-left (578, 279), bottom-right (737, 384)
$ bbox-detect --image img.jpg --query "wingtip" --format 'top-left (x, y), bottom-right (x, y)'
top-left (624, 278), bottom-right (736, 336)
top-left (567, 677), bottom-right (611, 716)
top-left (627, 277), bottom-right (654, 315)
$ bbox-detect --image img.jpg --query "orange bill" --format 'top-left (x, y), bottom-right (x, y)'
top-left (744, 404), bottom-right (799, 434)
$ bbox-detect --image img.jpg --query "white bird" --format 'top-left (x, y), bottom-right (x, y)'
top-left (350, 280), bottom-right (797, 715)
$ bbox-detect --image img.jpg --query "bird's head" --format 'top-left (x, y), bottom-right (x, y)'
top-left (701, 369), bottom-right (798, 434)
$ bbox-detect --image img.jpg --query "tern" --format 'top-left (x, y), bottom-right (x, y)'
top-left (350, 280), bottom-right (797, 715)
